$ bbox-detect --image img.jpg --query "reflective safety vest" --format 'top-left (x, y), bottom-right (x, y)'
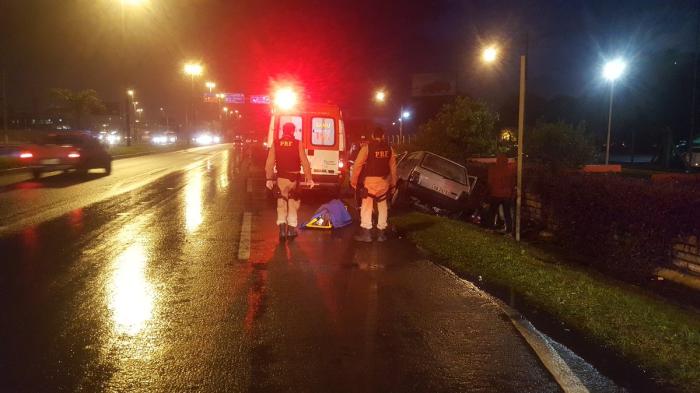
top-left (365, 140), bottom-right (391, 177)
top-left (276, 136), bottom-right (301, 179)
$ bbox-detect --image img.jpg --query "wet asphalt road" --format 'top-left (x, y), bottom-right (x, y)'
top-left (0, 147), bottom-right (561, 392)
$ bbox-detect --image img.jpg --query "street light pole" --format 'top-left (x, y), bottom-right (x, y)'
top-left (2, 69), bottom-right (7, 144)
top-left (399, 105), bottom-right (404, 141)
top-left (605, 81), bottom-right (615, 166)
top-left (120, 2), bottom-right (131, 146)
top-left (515, 55), bottom-right (526, 242)
top-left (602, 58), bottom-right (626, 165)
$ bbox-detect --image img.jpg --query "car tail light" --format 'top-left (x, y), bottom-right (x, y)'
top-left (68, 152), bottom-right (80, 158)
top-left (20, 152), bottom-right (33, 159)
top-left (409, 171), bottom-right (421, 184)
top-left (338, 160), bottom-right (345, 170)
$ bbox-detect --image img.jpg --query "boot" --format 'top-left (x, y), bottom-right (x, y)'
top-left (354, 228), bottom-right (373, 243)
top-left (286, 226), bottom-right (298, 239)
top-left (376, 229), bottom-right (388, 242)
top-left (279, 224), bottom-right (287, 240)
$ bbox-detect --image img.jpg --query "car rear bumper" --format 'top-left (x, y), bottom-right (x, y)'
top-left (406, 182), bottom-right (466, 211)
top-left (29, 163), bottom-right (76, 171)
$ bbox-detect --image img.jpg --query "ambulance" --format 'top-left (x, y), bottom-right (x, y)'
top-left (266, 97), bottom-right (347, 192)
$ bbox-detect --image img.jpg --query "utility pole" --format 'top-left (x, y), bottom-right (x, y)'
top-left (2, 69), bottom-right (7, 144)
top-left (689, 0), bottom-right (700, 165)
top-left (515, 54), bottom-right (526, 242)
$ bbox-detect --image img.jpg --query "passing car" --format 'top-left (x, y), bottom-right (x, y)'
top-left (392, 151), bottom-right (477, 215)
top-left (20, 132), bottom-right (112, 179)
top-left (232, 135), bottom-right (244, 148)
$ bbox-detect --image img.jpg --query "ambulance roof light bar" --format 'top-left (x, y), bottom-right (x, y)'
top-left (273, 87), bottom-right (298, 111)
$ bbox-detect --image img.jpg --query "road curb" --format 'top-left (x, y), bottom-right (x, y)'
top-left (435, 264), bottom-right (590, 393)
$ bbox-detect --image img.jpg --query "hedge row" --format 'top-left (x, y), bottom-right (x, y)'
top-left (529, 173), bottom-right (700, 278)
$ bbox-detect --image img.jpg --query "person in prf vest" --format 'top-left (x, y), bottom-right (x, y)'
top-left (350, 126), bottom-right (398, 242)
top-left (265, 122), bottom-right (314, 240)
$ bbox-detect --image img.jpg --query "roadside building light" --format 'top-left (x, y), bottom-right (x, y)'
top-left (127, 89), bottom-right (134, 97)
top-left (205, 81), bottom-right (216, 93)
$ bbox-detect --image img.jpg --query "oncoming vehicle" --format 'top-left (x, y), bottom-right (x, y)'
top-left (20, 132), bottom-right (113, 179)
top-left (266, 102), bottom-right (347, 192)
top-left (392, 151), bottom-right (477, 215)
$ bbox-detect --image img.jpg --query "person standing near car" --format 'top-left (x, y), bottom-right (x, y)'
top-left (265, 122), bottom-right (314, 240)
top-left (351, 126), bottom-right (397, 242)
top-left (486, 153), bottom-right (516, 234)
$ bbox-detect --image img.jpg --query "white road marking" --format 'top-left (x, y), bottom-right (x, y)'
top-left (237, 212), bottom-right (252, 260)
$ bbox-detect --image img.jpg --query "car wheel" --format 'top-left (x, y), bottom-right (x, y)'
top-left (31, 169), bottom-right (42, 180)
top-left (76, 167), bottom-right (88, 176)
top-left (104, 160), bottom-right (112, 175)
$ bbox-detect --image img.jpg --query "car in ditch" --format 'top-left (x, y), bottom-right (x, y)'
top-left (391, 150), bottom-right (477, 216)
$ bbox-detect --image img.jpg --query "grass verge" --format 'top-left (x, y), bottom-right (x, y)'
top-left (391, 212), bottom-right (700, 393)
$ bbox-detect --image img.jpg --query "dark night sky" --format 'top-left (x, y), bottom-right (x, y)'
top-left (0, 0), bottom-right (697, 121)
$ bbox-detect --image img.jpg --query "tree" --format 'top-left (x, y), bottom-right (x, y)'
top-left (526, 121), bottom-right (596, 171)
top-left (49, 88), bottom-right (106, 129)
top-left (413, 96), bottom-right (499, 162)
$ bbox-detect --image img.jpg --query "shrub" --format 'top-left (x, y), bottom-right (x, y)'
top-left (526, 121), bottom-right (596, 171)
top-left (530, 172), bottom-right (700, 278)
top-left (412, 96), bottom-right (499, 162)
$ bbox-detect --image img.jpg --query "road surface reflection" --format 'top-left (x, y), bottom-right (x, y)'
top-left (109, 241), bottom-right (154, 337)
top-left (185, 166), bottom-right (204, 232)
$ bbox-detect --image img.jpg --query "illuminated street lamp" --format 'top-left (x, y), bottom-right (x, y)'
top-left (205, 81), bottom-right (216, 93)
top-left (183, 62), bottom-right (204, 139)
top-left (119, 0), bottom-right (146, 146)
top-left (482, 43), bottom-right (527, 242)
top-left (482, 45), bottom-right (499, 63)
top-left (160, 107), bottom-right (169, 128)
top-left (374, 90), bottom-right (386, 103)
top-left (397, 107), bottom-right (411, 140)
top-left (602, 58), bottom-right (626, 165)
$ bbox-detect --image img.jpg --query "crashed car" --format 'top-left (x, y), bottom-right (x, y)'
top-left (391, 151), bottom-right (477, 216)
